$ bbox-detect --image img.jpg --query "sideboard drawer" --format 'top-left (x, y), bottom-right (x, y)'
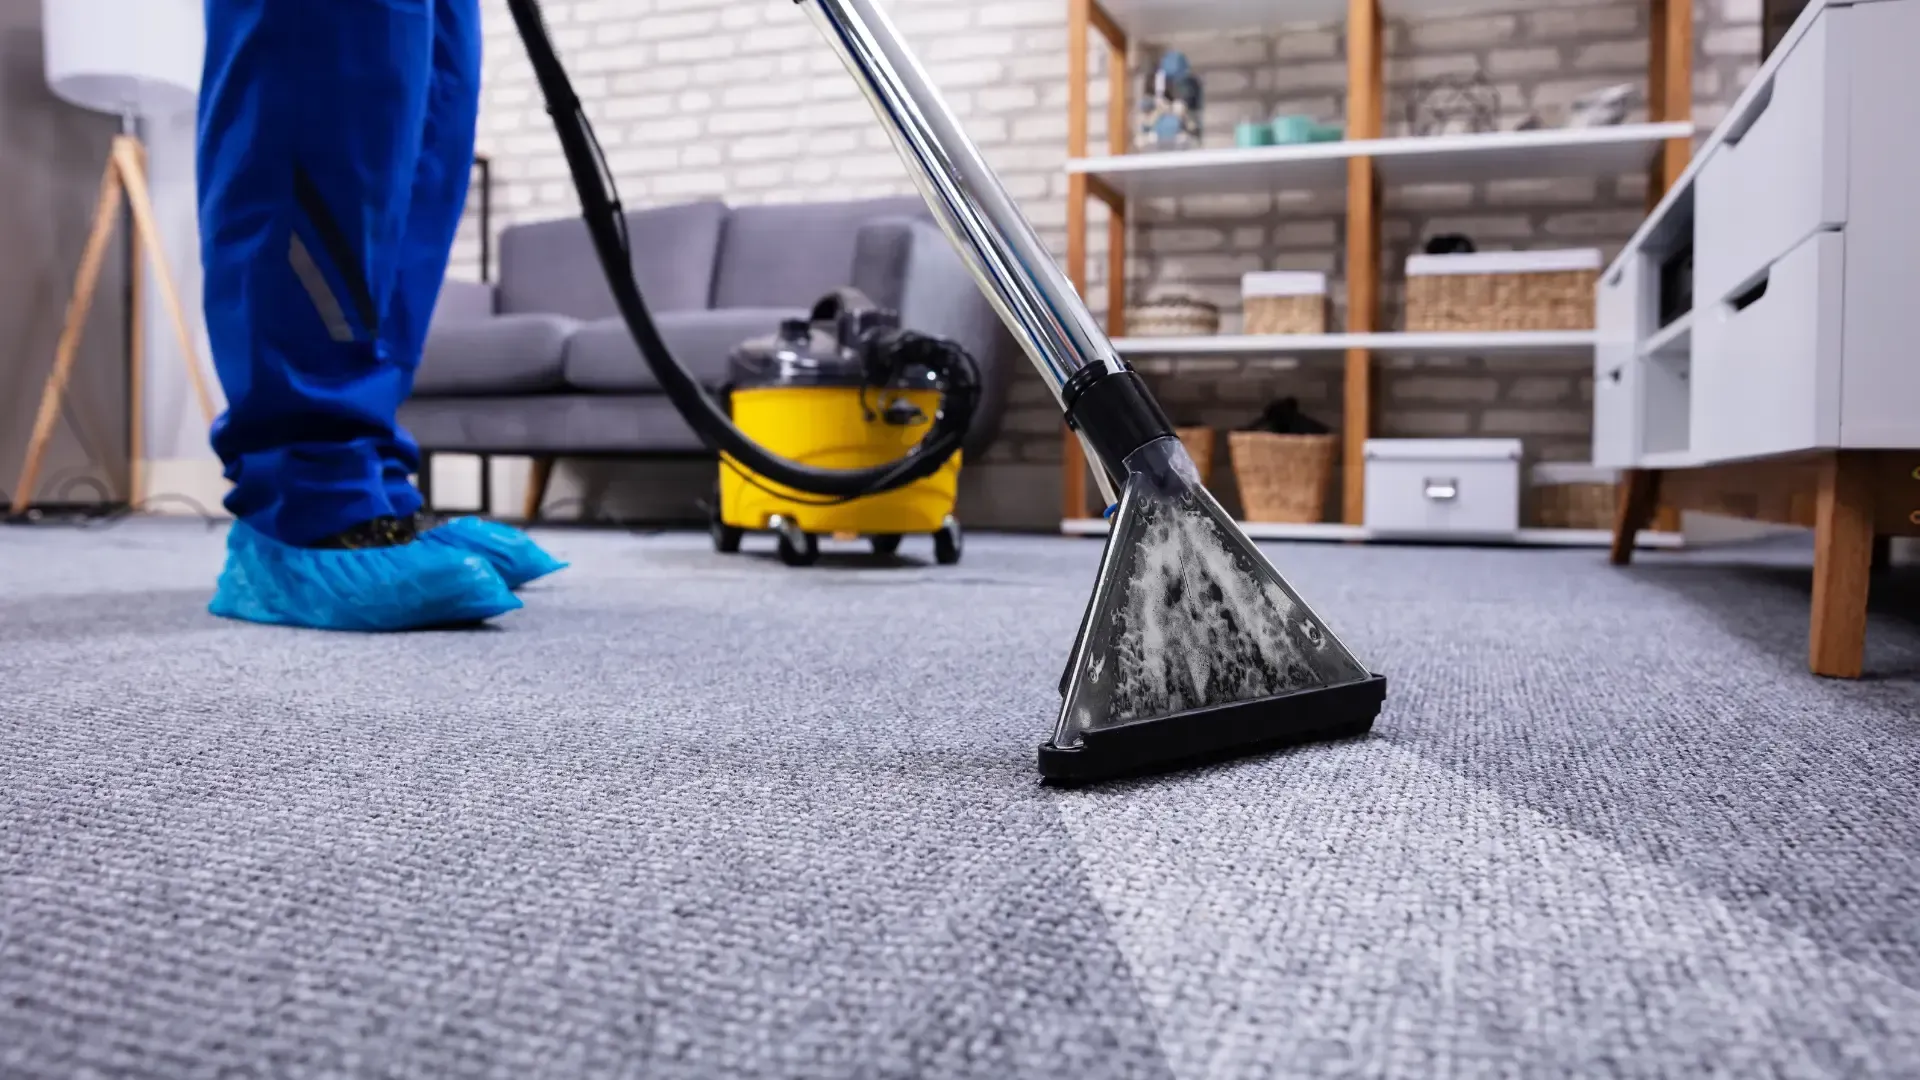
top-left (1694, 6), bottom-right (1849, 307)
top-left (1692, 231), bottom-right (1844, 462)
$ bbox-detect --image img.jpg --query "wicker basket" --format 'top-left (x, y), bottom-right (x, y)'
top-left (1175, 426), bottom-right (1215, 482)
top-left (1531, 481), bottom-right (1618, 529)
top-left (1242, 271), bottom-right (1327, 335)
top-left (1228, 432), bottom-right (1338, 523)
top-left (1128, 295), bottom-right (1220, 337)
top-left (1405, 250), bottom-right (1600, 333)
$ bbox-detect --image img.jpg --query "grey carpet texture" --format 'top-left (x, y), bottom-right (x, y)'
top-left (3, 520), bottom-right (1919, 1079)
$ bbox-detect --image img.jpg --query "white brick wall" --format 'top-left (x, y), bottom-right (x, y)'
top-left (456, 0), bottom-right (1761, 516)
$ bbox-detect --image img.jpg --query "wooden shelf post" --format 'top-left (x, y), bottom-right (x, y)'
top-left (1342, 0), bottom-right (1384, 526)
top-left (1061, 0), bottom-right (1129, 526)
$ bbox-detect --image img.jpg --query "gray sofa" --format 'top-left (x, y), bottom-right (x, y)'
top-left (402, 196), bottom-right (1016, 519)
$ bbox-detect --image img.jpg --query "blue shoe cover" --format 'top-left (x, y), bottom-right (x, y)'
top-left (421, 516), bottom-right (568, 589)
top-left (209, 521), bottom-right (522, 632)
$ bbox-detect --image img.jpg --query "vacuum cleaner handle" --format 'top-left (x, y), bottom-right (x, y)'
top-left (797, 0), bottom-right (1151, 502)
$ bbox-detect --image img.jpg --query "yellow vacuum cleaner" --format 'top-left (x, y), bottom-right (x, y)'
top-left (710, 292), bottom-right (968, 567)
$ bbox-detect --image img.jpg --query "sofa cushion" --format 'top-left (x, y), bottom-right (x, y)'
top-left (415, 313), bottom-right (576, 396)
top-left (563, 308), bottom-right (802, 393)
top-left (399, 394), bottom-right (709, 455)
top-left (497, 199), bottom-right (728, 320)
top-left (710, 196), bottom-right (929, 309)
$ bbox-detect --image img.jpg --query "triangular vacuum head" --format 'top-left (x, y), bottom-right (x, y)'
top-left (1043, 436), bottom-right (1386, 784)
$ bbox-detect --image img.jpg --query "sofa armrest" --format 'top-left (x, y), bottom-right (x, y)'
top-left (850, 217), bottom-right (1016, 459)
top-left (431, 277), bottom-right (498, 326)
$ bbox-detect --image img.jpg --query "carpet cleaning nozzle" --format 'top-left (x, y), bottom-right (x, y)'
top-left (800, 0), bottom-right (1386, 781)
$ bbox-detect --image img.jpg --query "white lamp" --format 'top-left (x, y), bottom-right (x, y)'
top-left (11, 0), bottom-right (217, 517)
top-left (44, 0), bottom-right (202, 123)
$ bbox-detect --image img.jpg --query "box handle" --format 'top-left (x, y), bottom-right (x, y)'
top-left (1424, 477), bottom-right (1459, 502)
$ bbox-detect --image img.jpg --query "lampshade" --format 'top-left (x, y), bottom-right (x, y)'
top-left (43, 0), bottom-right (202, 119)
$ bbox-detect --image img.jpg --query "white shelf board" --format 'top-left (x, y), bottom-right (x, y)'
top-left (1099, 0), bottom-right (1543, 38)
top-left (1513, 529), bottom-right (1685, 549)
top-left (1062, 518), bottom-right (1684, 549)
top-left (1063, 518), bottom-right (1366, 541)
top-left (1115, 330), bottom-right (1596, 357)
top-left (1068, 123), bottom-right (1694, 201)
top-left (1639, 450), bottom-right (1700, 468)
top-left (1638, 312), bottom-right (1693, 360)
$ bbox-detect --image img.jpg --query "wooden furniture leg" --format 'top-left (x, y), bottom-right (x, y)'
top-left (10, 134), bottom-right (217, 517)
top-left (523, 456), bottom-right (555, 522)
top-left (128, 166), bottom-right (145, 509)
top-left (418, 451), bottom-right (435, 511)
top-left (1609, 468), bottom-right (1663, 565)
top-left (10, 155), bottom-right (124, 515)
top-left (113, 137), bottom-right (217, 429)
top-left (1809, 451), bottom-right (1876, 678)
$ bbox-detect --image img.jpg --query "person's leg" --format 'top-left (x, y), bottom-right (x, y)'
top-left (375, 0), bottom-right (480, 520)
top-left (383, 0), bottom-right (566, 590)
top-left (198, 0), bottom-right (518, 628)
top-left (200, 0), bottom-right (430, 544)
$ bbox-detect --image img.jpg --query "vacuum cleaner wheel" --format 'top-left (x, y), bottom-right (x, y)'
top-left (869, 534), bottom-right (902, 556)
top-left (934, 516), bottom-right (962, 566)
top-left (710, 508), bottom-right (744, 554)
top-left (776, 525), bottom-right (820, 567)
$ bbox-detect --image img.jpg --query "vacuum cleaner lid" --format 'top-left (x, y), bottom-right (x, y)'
top-left (728, 306), bottom-right (941, 391)
top-left (728, 317), bottom-right (868, 388)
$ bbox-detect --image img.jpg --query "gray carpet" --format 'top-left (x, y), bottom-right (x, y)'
top-left (3, 520), bottom-right (1919, 1079)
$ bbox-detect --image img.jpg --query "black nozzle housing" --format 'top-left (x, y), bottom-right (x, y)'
top-left (1062, 363), bottom-right (1176, 481)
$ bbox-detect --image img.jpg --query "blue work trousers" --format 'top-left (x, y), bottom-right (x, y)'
top-left (198, 0), bottom-right (481, 545)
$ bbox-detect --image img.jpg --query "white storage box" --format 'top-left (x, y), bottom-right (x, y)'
top-left (1363, 439), bottom-right (1523, 539)
top-left (1241, 271), bottom-right (1328, 334)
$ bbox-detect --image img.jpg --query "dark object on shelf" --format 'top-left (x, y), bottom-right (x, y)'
top-left (1424, 234), bottom-right (1476, 256)
top-left (1658, 243), bottom-right (1693, 327)
top-left (1243, 397), bottom-right (1331, 436)
top-left (1764, 0), bottom-right (1812, 61)
top-left (1402, 71), bottom-right (1500, 137)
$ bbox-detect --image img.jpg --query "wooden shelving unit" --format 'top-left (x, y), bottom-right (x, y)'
top-left (1061, 0), bottom-right (1698, 534)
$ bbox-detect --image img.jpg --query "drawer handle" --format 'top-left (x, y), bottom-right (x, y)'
top-left (1607, 366), bottom-right (1623, 383)
top-left (1729, 271), bottom-right (1770, 313)
top-left (1725, 77), bottom-right (1775, 145)
top-left (1424, 477), bottom-right (1459, 502)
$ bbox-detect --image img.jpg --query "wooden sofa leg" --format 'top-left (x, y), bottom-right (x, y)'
top-left (418, 451), bottom-right (435, 511)
top-left (1810, 451), bottom-right (1875, 678)
top-left (523, 456), bottom-right (555, 523)
top-left (1610, 468), bottom-right (1663, 566)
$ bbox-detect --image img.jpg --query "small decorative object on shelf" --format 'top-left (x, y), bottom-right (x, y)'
top-left (1137, 51), bottom-right (1202, 151)
top-left (1235, 120), bottom-right (1273, 148)
top-left (1271, 114), bottom-right (1315, 144)
top-left (1405, 249), bottom-right (1602, 333)
top-left (1568, 84), bottom-right (1635, 127)
top-left (1402, 71), bottom-right (1501, 136)
top-left (1175, 426), bottom-right (1216, 483)
top-left (1228, 399), bottom-right (1337, 524)
top-left (1128, 294), bottom-right (1220, 337)
top-left (1242, 271), bottom-right (1328, 335)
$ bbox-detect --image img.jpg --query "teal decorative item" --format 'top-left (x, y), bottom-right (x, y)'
top-left (1138, 51), bottom-right (1203, 151)
top-left (1307, 122), bottom-right (1344, 143)
top-left (1235, 120), bottom-right (1273, 148)
top-left (1270, 114), bottom-right (1315, 144)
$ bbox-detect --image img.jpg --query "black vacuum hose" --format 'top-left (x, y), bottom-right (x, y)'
top-left (503, 0), bottom-right (973, 499)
